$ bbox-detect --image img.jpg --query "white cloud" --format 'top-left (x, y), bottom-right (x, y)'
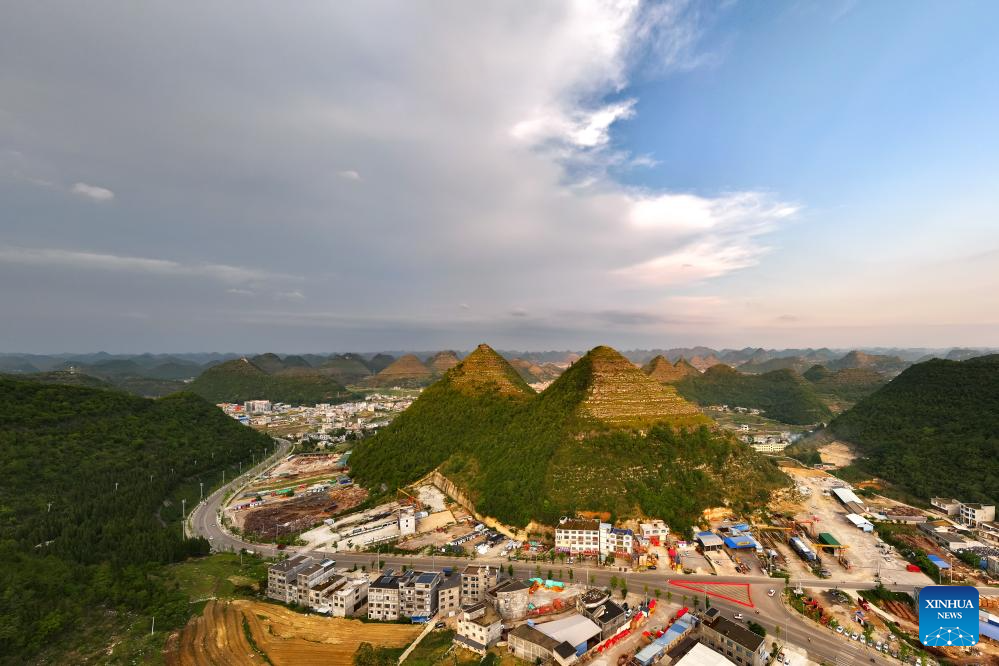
top-left (71, 182), bottom-right (115, 202)
top-left (614, 239), bottom-right (765, 286)
top-left (275, 290), bottom-right (306, 302)
top-left (226, 288), bottom-right (256, 296)
top-left (336, 169), bottom-right (361, 181)
top-left (0, 245), bottom-right (284, 284)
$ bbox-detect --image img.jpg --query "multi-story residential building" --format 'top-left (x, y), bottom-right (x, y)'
top-left (960, 503), bottom-right (996, 527)
top-left (437, 573), bottom-right (462, 617)
top-left (460, 565), bottom-right (497, 606)
top-left (639, 520), bottom-right (670, 543)
top-left (454, 601), bottom-right (503, 655)
top-left (699, 609), bottom-right (768, 666)
top-left (293, 559), bottom-right (338, 606)
top-left (244, 399), bottom-right (272, 414)
top-left (368, 574), bottom-right (402, 620)
top-left (400, 571), bottom-right (441, 619)
top-left (266, 555), bottom-right (313, 603)
top-left (600, 525), bottom-right (636, 560)
top-left (328, 577), bottom-right (368, 617)
top-left (555, 518), bottom-right (601, 555)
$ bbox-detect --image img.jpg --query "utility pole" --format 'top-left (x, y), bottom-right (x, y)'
top-left (151, 616), bottom-right (155, 635)
top-left (200, 481), bottom-right (204, 502)
top-left (181, 499), bottom-right (187, 538)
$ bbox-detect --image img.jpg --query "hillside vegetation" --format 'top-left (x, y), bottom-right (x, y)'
top-left (803, 365), bottom-right (886, 409)
top-left (0, 377), bottom-right (275, 661)
top-left (829, 355), bottom-right (999, 503)
top-left (675, 365), bottom-right (832, 425)
top-left (352, 345), bottom-right (785, 529)
top-left (190, 357), bottom-right (356, 404)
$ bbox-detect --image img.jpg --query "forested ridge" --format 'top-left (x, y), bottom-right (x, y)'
top-left (830, 355), bottom-right (999, 503)
top-left (675, 365), bottom-right (832, 425)
top-left (0, 377), bottom-right (274, 662)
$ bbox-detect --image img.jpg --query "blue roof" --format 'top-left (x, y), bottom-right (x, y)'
top-left (610, 527), bottom-right (634, 535)
top-left (724, 535), bottom-right (760, 549)
top-left (927, 554), bottom-right (951, 569)
top-left (634, 642), bottom-right (665, 665)
top-left (981, 621), bottom-right (999, 641)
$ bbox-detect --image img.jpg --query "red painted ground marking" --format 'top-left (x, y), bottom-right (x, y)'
top-left (668, 580), bottom-right (755, 608)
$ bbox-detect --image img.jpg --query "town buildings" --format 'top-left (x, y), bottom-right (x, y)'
top-left (454, 602), bottom-right (503, 655)
top-left (699, 608), bottom-right (769, 666)
top-left (461, 565), bottom-right (498, 606)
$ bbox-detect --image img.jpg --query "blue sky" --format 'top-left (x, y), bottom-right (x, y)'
top-left (1, 1), bottom-right (997, 352)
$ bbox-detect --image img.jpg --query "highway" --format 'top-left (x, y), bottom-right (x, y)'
top-left (189, 444), bottom-right (996, 665)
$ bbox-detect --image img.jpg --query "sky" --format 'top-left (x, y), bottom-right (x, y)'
top-left (2, 0), bottom-right (998, 353)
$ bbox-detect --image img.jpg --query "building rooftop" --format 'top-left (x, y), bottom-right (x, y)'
top-left (463, 564), bottom-right (494, 575)
top-left (370, 574), bottom-right (399, 590)
top-left (673, 642), bottom-right (738, 666)
top-left (706, 615), bottom-right (765, 653)
top-left (439, 573), bottom-right (462, 590)
top-left (312, 575), bottom-right (344, 593)
top-left (535, 613), bottom-right (602, 647)
top-left (270, 554), bottom-right (311, 573)
top-left (554, 642), bottom-right (577, 659)
top-left (415, 572), bottom-right (440, 585)
top-left (558, 518), bottom-right (600, 531)
top-left (509, 623), bottom-right (562, 652)
top-left (488, 579), bottom-right (530, 595)
top-left (588, 599), bottom-right (625, 625)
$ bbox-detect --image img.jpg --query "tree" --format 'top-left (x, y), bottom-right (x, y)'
top-left (620, 586), bottom-right (628, 599)
top-left (654, 588), bottom-right (661, 599)
top-left (589, 574), bottom-right (596, 585)
top-left (507, 564), bottom-right (514, 578)
top-left (666, 590), bottom-right (672, 603)
top-left (693, 597), bottom-right (700, 609)
top-left (568, 569), bottom-right (574, 581)
top-left (547, 569), bottom-right (553, 581)
top-left (610, 576), bottom-right (619, 590)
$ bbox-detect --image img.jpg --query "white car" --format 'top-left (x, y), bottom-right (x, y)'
top-left (836, 626), bottom-right (844, 634)
top-left (851, 632), bottom-right (859, 640)
top-left (768, 589), bottom-right (776, 597)
top-left (734, 613), bottom-right (744, 620)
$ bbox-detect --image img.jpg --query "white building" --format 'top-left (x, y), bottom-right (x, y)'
top-left (639, 520), bottom-right (670, 542)
top-left (959, 502), bottom-right (996, 527)
top-left (327, 577), bottom-right (369, 617)
top-left (399, 509), bottom-right (416, 535)
top-left (555, 518), bottom-right (601, 555)
top-left (244, 399), bottom-right (272, 414)
top-left (600, 524), bottom-right (636, 559)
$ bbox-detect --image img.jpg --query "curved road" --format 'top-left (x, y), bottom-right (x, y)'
top-left (189, 446), bottom-right (996, 665)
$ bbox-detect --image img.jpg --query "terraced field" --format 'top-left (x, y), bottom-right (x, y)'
top-left (166, 599), bottom-right (421, 666)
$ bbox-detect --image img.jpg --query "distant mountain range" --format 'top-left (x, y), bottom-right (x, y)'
top-left (188, 357), bottom-right (357, 404)
top-left (350, 344), bottom-right (784, 529)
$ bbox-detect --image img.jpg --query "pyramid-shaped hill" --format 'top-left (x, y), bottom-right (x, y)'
top-left (642, 355), bottom-right (700, 384)
top-left (428, 350), bottom-right (461, 375)
top-left (189, 357), bottom-right (355, 404)
top-left (352, 344), bottom-right (785, 531)
top-left (349, 344), bottom-right (534, 493)
top-left (364, 354), bottom-right (433, 387)
top-left (556, 346), bottom-right (708, 430)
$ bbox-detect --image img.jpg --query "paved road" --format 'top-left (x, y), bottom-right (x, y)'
top-left (189, 445), bottom-right (997, 665)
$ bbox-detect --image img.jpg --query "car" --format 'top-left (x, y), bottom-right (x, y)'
top-left (851, 632), bottom-right (859, 640)
top-left (648, 565), bottom-right (657, 570)
top-left (836, 626), bottom-right (844, 634)
top-left (768, 589), bottom-right (776, 597)
top-left (435, 621), bottom-right (446, 629)
top-left (784, 657), bottom-right (791, 665)
top-left (734, 613), bottom-right (744, 620)
top-left (875, 643), bottom-right (882, 650)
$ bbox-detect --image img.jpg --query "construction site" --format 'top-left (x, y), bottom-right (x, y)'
top-left (222, 452), bottom-right (367, 539)
top-left (758, 465), bottom-right (933, 587)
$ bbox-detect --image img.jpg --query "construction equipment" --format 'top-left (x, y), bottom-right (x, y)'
top-left (396, 487), bottom-right (424, 509)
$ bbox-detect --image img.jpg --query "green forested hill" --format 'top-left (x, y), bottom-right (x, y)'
top-left (189, 357), bottom-right (356, 404)
top-left (352, 345), bottom-right (785, 529)
top-left (829, 355), bottom-right (999, 503)
top-left (803, 365), bottom-right (886, 410)
top-left (675, 365), bottom-right (832, 425)
top-left (0, 377), bottom-right (274, 661)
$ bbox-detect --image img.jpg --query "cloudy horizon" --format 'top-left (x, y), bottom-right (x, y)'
top-left (2, 1), bottom-right (998, 353)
